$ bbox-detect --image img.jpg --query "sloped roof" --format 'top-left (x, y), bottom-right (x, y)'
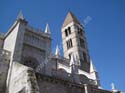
top-left (62, 11), bottom-right (81, 28)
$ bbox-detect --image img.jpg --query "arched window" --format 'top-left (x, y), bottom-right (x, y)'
top-left (65, 27), bottom-right (71, 37)
top-left (66, 39), bottom-right (73, 49)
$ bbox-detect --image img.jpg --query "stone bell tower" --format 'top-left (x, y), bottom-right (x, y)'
top-left (61, 12), bottom-right (90, 72)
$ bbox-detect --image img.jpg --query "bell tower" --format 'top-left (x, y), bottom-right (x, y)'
top-left (61, 12), bottom-right (90, 72)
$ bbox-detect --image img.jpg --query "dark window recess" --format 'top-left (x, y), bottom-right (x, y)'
top-left (66, 41), bottom-right (70, 49)
top-left (68, 27), bottom-right (71, 34)
top-left (66, 39), bottom-right (73, 49)
top-left (70, 39), bottom-right (73, 47)
top-left (83, 52), bottom-right (87, 62)
top-left (78, 28), bottom-right (83, 36)
top-left (65, 29), bottom-right (68, 36)
top-left (66, 41), bottom-right (69, 49)
top-left (69, 53), bottom-right (71, 59)
top-left (80, 38), bottom-right (85, 48)
top-left (65, 27), bottom-right (71, 37)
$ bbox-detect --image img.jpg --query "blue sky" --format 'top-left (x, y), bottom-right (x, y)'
top-left (0, 0), bottom-right (125, 91)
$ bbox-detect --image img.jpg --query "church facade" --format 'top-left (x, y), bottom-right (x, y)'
top-left (0, 11), bottom-right (120, 93)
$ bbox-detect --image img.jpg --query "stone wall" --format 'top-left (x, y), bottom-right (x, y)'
top-left (8, 62), bottom-right (40, 93)
top-left (36, 73), bottom-right (114, 93)
top-left (0, 49), bottom-right (11, 93)
top-left (87, 85), bottom-right (112, 93)
top-left (0, 37), bottom-right (3, 48)
top-left (36, 73), bottom-right (85, 93)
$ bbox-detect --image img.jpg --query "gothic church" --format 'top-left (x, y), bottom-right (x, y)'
top-left (0, 11), bottom-right (120, 93)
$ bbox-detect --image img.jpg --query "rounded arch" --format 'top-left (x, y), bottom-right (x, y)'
top-left (23, 56), bottom-right (39, 69)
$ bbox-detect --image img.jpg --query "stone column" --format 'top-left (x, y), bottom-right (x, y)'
top-left (84, 84), bottom-right (88, 93)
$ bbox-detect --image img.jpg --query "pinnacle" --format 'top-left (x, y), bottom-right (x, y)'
top-left (90, 59), bottom-right (97, 72)
top-left (45, 23), bottom-right (51, 34)
top-left (17, 10), bottom-right (25, 20)
top-left (55, 45), bottom-right (60, 56)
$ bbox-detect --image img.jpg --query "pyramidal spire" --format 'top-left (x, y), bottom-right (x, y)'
top-left (17, 10), bottom-right (25, 20)
top-left (55, 45), bottom-right (60, 57)
top-left (62, 11), bottom-right (81, 28)
top-left (45, 23), bottom-right (51, 34)
top-left (90, 59), bottom-right (97, 72)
